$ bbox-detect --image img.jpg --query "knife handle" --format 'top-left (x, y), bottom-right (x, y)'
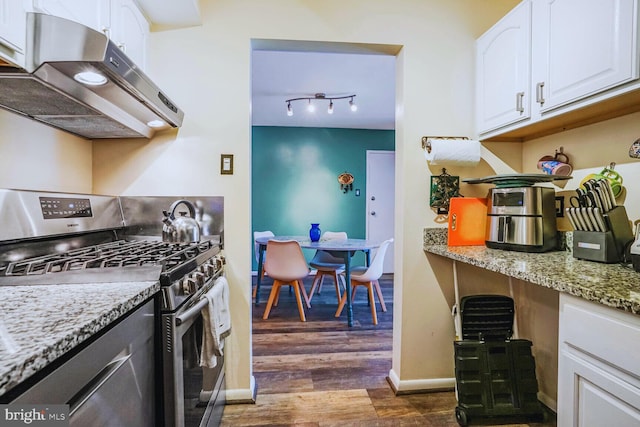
top-left (593, 207), bottom-right (608, 232)
top-left (566, 208), bottom-right (579, 230)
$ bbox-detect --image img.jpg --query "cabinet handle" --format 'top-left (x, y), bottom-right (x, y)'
top-left (536, 82), bottom-right (545, 105)
top-left (101, 27), bottom-right (111, 39)
top-left (516, 92), bottom-right (525, 113)
top-left (117, 43), bottom-right (126, 53)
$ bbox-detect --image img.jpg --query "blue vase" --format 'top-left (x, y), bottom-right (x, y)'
top-left (309, 223), bottom-right (321, 242)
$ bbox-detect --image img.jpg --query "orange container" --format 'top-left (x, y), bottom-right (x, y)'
top-left (447, 197), bottom-right (488, 246)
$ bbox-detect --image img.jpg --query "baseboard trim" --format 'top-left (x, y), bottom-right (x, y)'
top-left (225, 375), bottom-right (257, 404)
top-left (538, 391), bottom-right (557, 413)
top-left (387, 369), bottom-right (455, 395)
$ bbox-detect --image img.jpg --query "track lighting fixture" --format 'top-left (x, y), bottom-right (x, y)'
top-left (285, 93), bottom-right (357, 116)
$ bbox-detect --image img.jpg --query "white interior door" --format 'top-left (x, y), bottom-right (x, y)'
top-left (366, 150), bottom-right (395, 273)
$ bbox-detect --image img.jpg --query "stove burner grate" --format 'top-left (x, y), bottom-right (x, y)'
top-left (1, 239), bottom-right (218, 277)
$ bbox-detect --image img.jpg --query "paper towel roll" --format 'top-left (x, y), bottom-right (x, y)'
top-left (424, 138), bottom-right (481, 167)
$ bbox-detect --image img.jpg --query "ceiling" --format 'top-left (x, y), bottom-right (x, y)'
top-left (251, 48), bottom-right (397, 130)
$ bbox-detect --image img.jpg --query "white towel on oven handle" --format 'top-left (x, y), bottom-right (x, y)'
top-left (200, 276), bottom-right (232, 368)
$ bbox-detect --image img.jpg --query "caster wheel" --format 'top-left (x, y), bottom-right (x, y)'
top-left (455, 406), bottom-right (468, 426)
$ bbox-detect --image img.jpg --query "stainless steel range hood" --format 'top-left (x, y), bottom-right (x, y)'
top-left (0, 13), bottom-right (184, 139)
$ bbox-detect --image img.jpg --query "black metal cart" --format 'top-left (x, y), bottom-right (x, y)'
top-left (453, 295), bottom-right (544, 426)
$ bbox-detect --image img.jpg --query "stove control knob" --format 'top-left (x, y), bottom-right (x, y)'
top-left (193, 272), bottom-right (205, 287)
top-left (206, 263), bottom-right (216, 276)
top-left (182, 277), bottom-right (197, 295)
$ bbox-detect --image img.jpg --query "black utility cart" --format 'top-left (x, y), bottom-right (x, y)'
top-left (453, 295), bottom-right (544, 426)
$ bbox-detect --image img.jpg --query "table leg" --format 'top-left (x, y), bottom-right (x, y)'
top-left (343, 252), bottom-right (353, 327)
top-left (255, 243), bottom-right (266, 306)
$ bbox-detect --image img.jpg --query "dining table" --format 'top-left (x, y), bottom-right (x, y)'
top-left (254, 235), bottom-right (382, 327)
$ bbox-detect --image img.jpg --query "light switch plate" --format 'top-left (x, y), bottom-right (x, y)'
top-left (221, 154), bottom-right (234, 175)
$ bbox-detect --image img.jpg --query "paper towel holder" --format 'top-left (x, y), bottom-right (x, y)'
top-left (421, 136), bottom-right (469, 153)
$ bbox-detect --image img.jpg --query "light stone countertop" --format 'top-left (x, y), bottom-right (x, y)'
top-left (423, 228), bottom-right (640, 315)
top-left (0, 281), bottom-right (159, 397)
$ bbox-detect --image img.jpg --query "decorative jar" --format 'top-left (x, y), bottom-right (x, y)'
top-left (309, 223), bottom-right (321, 242)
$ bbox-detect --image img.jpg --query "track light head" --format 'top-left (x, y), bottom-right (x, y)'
top-left (287, 102), bottom-right (293, 116)
top-left (349, 97), bottom-right (357, 112)
top-left (328, 101), bottom-right (334, 114)
top-left (307, 99), bottom-right (315, 113)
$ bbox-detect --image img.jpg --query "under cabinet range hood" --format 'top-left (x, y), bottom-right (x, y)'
top-left (0, 13), bottom-right (184, 139)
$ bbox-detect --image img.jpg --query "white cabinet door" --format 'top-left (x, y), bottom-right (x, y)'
top-left (559, 352), bottom-right (640, 427)
top-left (0, 0), bottom-right (26, 62)
top-left (558, 294), bottom-right (640, 426)
top-left (110, 0), bottom-right (148, 70)
top-left (31, 0), bottom-right (109, 34)
top-left (476, 0), bottom-right (531, 134)
top-left (532, 0), bottom-right (637, 113)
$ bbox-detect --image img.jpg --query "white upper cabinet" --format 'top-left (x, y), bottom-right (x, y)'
top-left (31, 0), bottom-right (108, 33)
top-left (0, 0), bottom-right (27, 65)
top-left (30, 0), bottom-right (148, 70)
top-left (533, 0), bottom-right (637, 113)
top-left (109, 0), bottom-right (148, 70)
top-left (477, 0), bottom-right (640, 141)
top-left (476, 0), bottom-right (531, 134)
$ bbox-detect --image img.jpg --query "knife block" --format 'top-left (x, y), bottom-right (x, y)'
top-left (572, 206), bottom-right (634, 263)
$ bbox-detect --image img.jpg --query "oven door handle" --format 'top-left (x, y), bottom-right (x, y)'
top-left (176, 297), bottom-right (209, 326)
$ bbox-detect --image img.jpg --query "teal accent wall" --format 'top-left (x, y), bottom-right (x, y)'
top-left (251, 126), bottom-right (395, 270)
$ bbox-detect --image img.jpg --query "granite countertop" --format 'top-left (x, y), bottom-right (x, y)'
top-left (0, 281), bottom-right (159, 397)
top-left (423, 228), bottom-right (640, 315)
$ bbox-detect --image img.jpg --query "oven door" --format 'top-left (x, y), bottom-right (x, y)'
top-left (162, 280), bottom-right (225, 427)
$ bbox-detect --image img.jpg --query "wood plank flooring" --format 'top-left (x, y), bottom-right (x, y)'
top-left (220, 274), bottom-right (557, 426)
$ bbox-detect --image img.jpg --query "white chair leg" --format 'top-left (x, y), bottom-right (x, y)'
top-left (374, 280), bottom-right (387, 312)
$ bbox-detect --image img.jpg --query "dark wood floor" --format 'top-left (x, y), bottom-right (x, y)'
top-left (220, 274), bottom-right (556, 426)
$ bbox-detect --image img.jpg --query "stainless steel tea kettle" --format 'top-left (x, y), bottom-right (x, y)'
top-left (162, 199), bottom-right (201, 243)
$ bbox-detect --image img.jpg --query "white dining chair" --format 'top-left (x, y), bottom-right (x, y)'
top-left (308, 231), bottom-right (347, 304)
top-left (335, 238), bottom-right (393, 325)
top-left (262, 239), bottom-right (311, 322)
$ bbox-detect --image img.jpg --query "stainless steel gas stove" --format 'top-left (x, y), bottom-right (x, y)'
top-left (0, 189), bottom-right (225, 312)
top-left (0, 189), bottom-right (226, 427)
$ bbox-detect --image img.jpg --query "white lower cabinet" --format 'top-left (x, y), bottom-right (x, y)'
top-left (558, 294), bottom-right (640, 426)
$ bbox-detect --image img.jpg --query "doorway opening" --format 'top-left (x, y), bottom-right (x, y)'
top-left (250, 39), bottom-right (399, 271)
top-left (249, 38), bottom-right (401, 401)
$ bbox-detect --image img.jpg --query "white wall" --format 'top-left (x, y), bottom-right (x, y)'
top-left (0, 0), bottom-right (524, 400)
top-left (91, 0), bottom-right (523, 398)
top-left (0, 110), bottom-right (92, 193)
top-left (524, 111), bottom-right (640, 225)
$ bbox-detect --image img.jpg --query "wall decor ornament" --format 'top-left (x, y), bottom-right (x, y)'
top-left (338, 172), bottom-right (354, 193)
top-left (429, 168), bottom-right (460, 215)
